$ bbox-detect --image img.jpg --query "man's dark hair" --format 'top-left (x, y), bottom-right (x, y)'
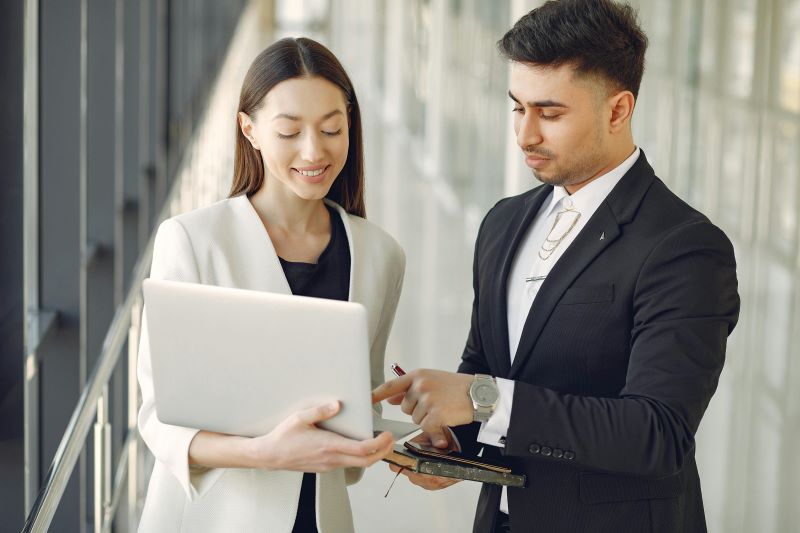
top-left (498, 0), bottom-right (648, 98)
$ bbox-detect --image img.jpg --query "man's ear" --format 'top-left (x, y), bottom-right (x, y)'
top-left (607, 90), bottom-right (635, 133)
top-left (238, 111), bottom-right (260, 150)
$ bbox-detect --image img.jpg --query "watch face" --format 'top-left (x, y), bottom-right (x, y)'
top-left (474, 382), bottom-right (499, 406)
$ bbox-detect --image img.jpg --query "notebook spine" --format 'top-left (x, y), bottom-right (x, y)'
top-left (417, 460), bottom-right (526, 488)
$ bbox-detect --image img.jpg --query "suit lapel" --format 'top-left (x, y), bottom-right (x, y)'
top-left (507, 151), bottom-right (658, 380)
top-left (490, 186), bottom-right (552, 377)
top-left (508, 204), bottom-right (620, 379)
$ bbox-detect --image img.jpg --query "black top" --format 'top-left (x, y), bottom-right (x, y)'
top-left (278, 205), bottom-right (350, 301)
top-left (279, 205), bottom-right (350, 533)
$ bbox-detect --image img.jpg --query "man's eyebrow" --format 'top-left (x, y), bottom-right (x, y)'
top-left (508, 91), bottom-right (568, 108)
top-left (272, 109), bottom-right (344, 121)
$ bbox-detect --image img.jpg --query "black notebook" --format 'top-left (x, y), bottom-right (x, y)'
top-left (383, 441), bottom-right (526, 488)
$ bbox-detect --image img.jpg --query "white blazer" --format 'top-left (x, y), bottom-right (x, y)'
top-left (137, 195), bottom-right (405, 533)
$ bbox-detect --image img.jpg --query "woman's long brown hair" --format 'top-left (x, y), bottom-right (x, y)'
top-left (229, 37), bottom-right (366, 218)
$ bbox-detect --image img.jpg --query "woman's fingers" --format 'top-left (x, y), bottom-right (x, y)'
top-left (317, 433), bottom-right (394, 469)
top-left (295, 400), bottom-right (340, 425)
top-left (321, 429), bottom-right (394, 457)
top-left (324, 447), bottom-right (390, 469)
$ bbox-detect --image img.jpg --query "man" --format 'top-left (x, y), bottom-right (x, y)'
top-left (372, 1), bottom-right (740, 532)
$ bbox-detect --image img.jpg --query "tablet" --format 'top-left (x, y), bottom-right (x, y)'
top-left (142, 278), bottom-right (417, 441)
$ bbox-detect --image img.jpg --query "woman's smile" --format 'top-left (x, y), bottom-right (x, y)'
top-left (292, 164), bottom-right (331, 184)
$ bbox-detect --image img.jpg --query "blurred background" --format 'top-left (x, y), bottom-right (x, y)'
top-left (2, 0), bottom-right (798, 531)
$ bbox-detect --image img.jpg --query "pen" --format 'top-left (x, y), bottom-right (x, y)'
top-left (385, 363), bottom-right (408, 497)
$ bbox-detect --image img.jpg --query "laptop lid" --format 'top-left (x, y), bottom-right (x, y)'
top-left (142, 278), bottom-right (376, 440)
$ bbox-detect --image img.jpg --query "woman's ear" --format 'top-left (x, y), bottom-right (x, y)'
top-left (238, 111), bottom-right (260, 150)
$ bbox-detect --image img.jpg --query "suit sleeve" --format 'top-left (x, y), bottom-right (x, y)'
top-left (137, 218), bottom-right (217, 499)
top-left (503, 221), bottom-right (740, 477)
top-left (454, 211), bottom-right (494, 455)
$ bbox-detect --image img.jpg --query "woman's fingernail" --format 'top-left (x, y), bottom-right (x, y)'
top-left (435, 439), bottom-right (447, 447)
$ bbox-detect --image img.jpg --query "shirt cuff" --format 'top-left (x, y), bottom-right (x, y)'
top-left (476, 378), bottom-right (514, 448)
top-left (445, 426), bottom-right (462, 452)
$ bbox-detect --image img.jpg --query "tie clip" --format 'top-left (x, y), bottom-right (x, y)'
top-left (525, 276), bottom-right (546, 283)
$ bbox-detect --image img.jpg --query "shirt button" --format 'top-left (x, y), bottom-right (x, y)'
top-left (563, 197), bottom-right (574, 210)
top-left (528, 443), bottom-right (540, 454)
top-left (541, 446), bottom-right (552, 457)
top-left (552, 448), bottom-right (563, 459)
top-left (564, 451), bottom-right (575, 460)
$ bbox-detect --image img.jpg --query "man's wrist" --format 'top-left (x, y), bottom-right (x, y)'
top-left (470, 374), bottom-right (499, 423)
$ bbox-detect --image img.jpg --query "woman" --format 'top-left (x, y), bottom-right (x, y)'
top-left (137, 37), bottom-right (405, 533)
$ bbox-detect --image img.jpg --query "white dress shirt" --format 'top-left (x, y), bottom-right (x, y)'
top-left (477, 147), bottom-right (640, 514)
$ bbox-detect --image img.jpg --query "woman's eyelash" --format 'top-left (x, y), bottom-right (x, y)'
top-left (276, 129), bottom-right (342, 139)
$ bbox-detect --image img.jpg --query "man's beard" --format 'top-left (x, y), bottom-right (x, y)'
top-left (529, 141), bottom-right (605, 188)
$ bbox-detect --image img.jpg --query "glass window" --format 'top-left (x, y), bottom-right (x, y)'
top-left (768, 118), bottom-right (798, 257)
top-left (726, 0), bottom-right (758, 99)
top-left (777, 0), bottom-right (800, 112)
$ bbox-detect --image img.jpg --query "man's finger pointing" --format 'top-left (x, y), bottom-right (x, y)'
top-left (371, 375), bottom-right (413, 404)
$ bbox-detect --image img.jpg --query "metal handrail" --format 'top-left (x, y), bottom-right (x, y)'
top-left (21, 176), bottom-right (177, 533)
top-left (21, 3), bottom-right (259, 529)
top-left (21, 45), bottom-right (224, 533)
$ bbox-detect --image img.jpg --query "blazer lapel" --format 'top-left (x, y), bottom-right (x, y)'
top-left (507, 151), bottom-right (657, 380)
top-left (230, 194), bottom-right (292, 295)
top-left (233, 196), bottom-right (378, 344)
top-left (490, 185), bottom-right (552, 377)
top-left (326, 200), bottom-right (384, 346)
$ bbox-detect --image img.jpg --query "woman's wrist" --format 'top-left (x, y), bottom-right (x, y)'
top-left (243, 433), bottom-right (277, 470)
top-left (189, 431), bottom-right (266, 470)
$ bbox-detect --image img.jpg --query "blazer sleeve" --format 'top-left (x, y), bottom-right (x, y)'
top-left (368, 242), bottom-right (406, 393)
top-left (137, 218), bottom-right (213, 499)
top-left (502, 221), bottom-right (740, 477)
top-left (346, 236), bottom-right (406, 486)
top-left (454, 212), bottom-right (493, 455)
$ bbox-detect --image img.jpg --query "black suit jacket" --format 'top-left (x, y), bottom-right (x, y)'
top-left (454, 152), bottom-right (740, 533)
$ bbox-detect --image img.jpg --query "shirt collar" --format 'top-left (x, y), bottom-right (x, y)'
top-left (545, 146), bottom-right (641, 216)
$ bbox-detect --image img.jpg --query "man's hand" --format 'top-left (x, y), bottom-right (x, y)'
top-left (372, 369), bottom-right (474, 447)
top-left (388, 432), bottom-right (462, 491)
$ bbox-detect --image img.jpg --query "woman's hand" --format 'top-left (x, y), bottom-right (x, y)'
top-left (248, 400), bottom-right (395, 472)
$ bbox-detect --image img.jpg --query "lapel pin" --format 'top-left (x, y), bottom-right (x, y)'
top-left (599, 232), bottom-right (605, 241)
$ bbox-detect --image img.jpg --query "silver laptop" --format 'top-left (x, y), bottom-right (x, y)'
top-left (142, 278), bottom-right (417, 441)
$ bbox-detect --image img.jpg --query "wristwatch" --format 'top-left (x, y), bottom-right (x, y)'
top-left (469, 374), bottom-right (499, 423)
